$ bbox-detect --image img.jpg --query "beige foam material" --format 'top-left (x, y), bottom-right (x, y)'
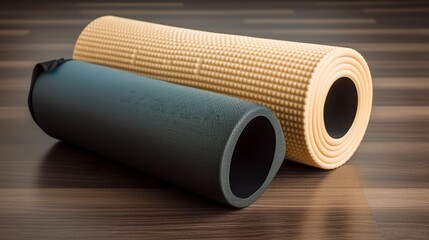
top-left (73, 16), bottom-right (372, 169)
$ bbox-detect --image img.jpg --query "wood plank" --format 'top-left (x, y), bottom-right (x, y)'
top-left (245, 28), bottom-right (429, 35)
top-left (0, 30), bottom-right (29, 37)
top-left (373, 78), bottom-right (429, 89)
top-left (0, 61), bottom-right (35, 69)
top-left (0, 19), bottom-right (90, 26)
top-left (0, 43), bottom-right (73, 51)
top-left (364, 188), bottom-right (429, 208)
top-left (371, 106), bottom-right (429, 122)
top-left (76, 2), bottom-right (184, 7)
top-left (363, 7), bottom-right (429, 13)
top-left (79, 9), bottom-right (295, 16)
top-left (243, 18), bottom-right (377, 24)
top-left (316, 1), bottom-right (428, 6)
top-left (337, 43), bottom-right (429, 52)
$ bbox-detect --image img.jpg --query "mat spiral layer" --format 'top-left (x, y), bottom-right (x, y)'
top-left (73, 16), bottom-right (372, 169)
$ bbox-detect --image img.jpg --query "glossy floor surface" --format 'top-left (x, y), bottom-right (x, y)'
top-left (0, 0), bottom-right (428, 239)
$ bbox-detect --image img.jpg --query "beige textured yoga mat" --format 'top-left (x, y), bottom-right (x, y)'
top-left (73, 16), bottom-right (372, 169)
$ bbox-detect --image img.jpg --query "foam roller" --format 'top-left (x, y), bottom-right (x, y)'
top-left (73, 16), bottom-right (373, 169)
top-left (28, 59), bottom-right (285, 208)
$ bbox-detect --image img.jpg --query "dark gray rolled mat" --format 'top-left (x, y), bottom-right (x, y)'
top-left (28, 59), bottom-right (286, 208)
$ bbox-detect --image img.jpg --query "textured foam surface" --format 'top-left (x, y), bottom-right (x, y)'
top-left (29, 60), bottom-right (285, 208)
top-left (73, 16), bottom-right (372, 169)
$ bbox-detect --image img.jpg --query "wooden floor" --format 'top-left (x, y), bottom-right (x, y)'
top-left (0, 0), bottom-right (428, 239)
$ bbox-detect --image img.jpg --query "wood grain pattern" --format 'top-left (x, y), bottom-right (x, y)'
top-left (0, 0), bottom-right (428, 239)
top-left (79, 9), bottom-right (296, 15)
top-left (243, 18), bottom-right (377, 24)
top-left (0, 30), bottom-right (29, 37)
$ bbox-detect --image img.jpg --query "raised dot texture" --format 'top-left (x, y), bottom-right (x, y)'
top-left (73, 16), bottom-right (372, 169)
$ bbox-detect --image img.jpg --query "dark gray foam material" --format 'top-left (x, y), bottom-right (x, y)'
top-left (28, 59), bottom-right (286, 208)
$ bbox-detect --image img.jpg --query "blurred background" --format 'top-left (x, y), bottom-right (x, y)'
top-left (0, 0), bottom-right (428, 239)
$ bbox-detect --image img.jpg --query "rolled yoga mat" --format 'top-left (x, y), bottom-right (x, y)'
top-left (28, 59), bottom-right (285, 208)
top-left (73, 16), bottom-right (373, 169)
